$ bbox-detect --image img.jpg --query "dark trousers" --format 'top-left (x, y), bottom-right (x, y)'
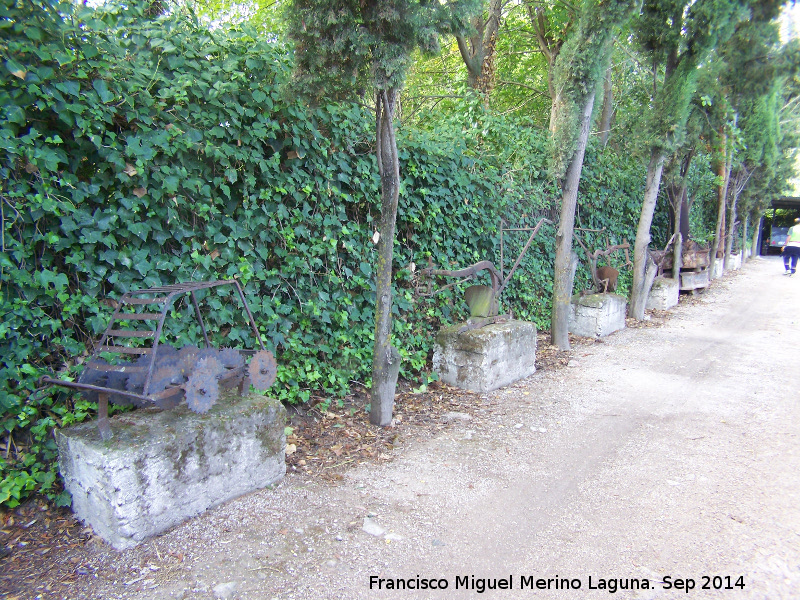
top-left (784, 246), bottom-right (800, 272)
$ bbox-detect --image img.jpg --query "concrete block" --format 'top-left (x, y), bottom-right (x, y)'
top-left (433, 320), bottom-right (537, 393)
top-left (569, 293), bottom-right (626, 338)
top-left (680, 269), bottom-right (709, 290)
top-left (725, 251), bottom-right (742, 271)
top-left (712, 259), bottom-right (724, 279)
top-left (646, 276), bottom-right (679, 310)
top-left (57, 391), bottom-right (285, 550)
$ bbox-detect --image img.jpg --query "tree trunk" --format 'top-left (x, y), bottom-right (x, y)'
top-left (670, 177), bottom-right (689, 281)
top-left (672, 232), bottom-right (682, 282)
top-left (679, 186), bottom-right (690, 241)
top-left (456, 0), bottom-right (502, 98)
top-left (528, 5), bottom-right (563, 133)
top-left (709, 144), bottom-right (732, 279)
top-left (741, 212), bottom-right (750, 265)
top-left (370, 89), bottom-right (402, 426)
top-left (550, 90), bottom-right (597, 350)
top-left (629, 148), bottom-right (665, 320)
top-left (599, 66), bottom-right (613, 147)
top-left (724, 186), bottom-right (739, 268)
top-left (752, 217), bottom-right (762, 257)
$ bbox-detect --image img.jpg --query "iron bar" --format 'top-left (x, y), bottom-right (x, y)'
top-left (233, 279), bottom-right (266, 351)
top-left (498, 218), bottom-right (551, 295)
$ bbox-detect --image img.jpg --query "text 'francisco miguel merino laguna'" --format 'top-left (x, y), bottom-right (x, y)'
top-left (368, 575), bottom-right (651, 593)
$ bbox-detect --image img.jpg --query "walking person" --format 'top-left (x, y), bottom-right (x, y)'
top-left (782, 217), bottom-right (800, 275)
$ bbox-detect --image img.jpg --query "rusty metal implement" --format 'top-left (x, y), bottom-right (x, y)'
top-left (573, 234), bottom-right (632, 294)
top-left (40, 280), bottom-right (276, 440)
top-left (420, 218), bottom-right (551, 332)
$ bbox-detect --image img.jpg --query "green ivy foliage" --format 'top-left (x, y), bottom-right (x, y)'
top-left (0, 2), bottom-right (653, 508)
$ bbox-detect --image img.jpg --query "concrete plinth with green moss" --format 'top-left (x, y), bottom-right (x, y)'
top-left (569, 292), bottom-right (627, 338)
top-left (56, 391), bottom-right (285, 550)
top-left (646, 276), bottom-right (679, 310)
top-left (433, 320), bottom-right (537, 392)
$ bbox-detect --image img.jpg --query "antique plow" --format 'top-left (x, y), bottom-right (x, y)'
top-left (573, 233), bottom-right (632, 294)
top-left (40, 280), bottom-right (277, 440)
top-left (420, 218), bottom-right (551, 332)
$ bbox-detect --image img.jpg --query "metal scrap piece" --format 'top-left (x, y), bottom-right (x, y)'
top-left (218, 347), bottom-right (245, 370)
top-left (147, 365), bottom-right (184, 395)
top-left (249, 350), bottom-right (277, 390)
top-left (185, 367), bottom-right (219, 413)
top-left (196, 356), bottom-right (223, 377)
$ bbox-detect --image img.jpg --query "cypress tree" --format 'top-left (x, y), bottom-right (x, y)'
top-left (628, 0), bottom-right (748, 320)
top-left (547, 0), bottom-right (640, 350)
top-left (286, 0), bottom-right (479, 425)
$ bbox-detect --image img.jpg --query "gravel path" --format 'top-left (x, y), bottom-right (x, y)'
top-left (28, 256), bottom-right (800, 600)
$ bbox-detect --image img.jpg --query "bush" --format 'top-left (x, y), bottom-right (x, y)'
top-left (0, 1), bottom-right (651, 507)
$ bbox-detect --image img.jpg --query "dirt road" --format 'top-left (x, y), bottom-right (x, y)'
top-left (29, 256), bottom-right (800, 600)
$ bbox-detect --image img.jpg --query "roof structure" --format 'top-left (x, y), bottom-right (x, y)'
top-left (772, 196), bottom-right (800, 210)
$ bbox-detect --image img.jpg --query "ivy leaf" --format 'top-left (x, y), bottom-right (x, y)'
top-left (5, 58), bottom-right (26, 79)
top-left (92, 79), bottom-right (114, 103)
top-left (5, 105), bottom-right (26, 125)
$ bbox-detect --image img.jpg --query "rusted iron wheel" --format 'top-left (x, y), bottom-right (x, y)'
top-left (248, 350), bottom-right (277, 391)
top-left (184, 367), bottom-right (219, 413)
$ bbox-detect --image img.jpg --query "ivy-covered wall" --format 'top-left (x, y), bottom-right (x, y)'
top-left (1, 2), bottom-right (652, 507)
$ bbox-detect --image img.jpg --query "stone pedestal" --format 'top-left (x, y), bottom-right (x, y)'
top-left (725, 251), bottom-right (742, 271)
top-left (57, 391), bottom-right (286, 550)
top-left (433, 320), bottom-right (537, 393)
top-left (646, 276), bottom-right (679, 310)
top-left (569, 293), bottom-right (626, 338)
top-left (680, 269), bottom-right (710, 290)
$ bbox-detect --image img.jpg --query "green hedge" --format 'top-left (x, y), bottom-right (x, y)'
top-left (1, 2), bottom-right (651, 508)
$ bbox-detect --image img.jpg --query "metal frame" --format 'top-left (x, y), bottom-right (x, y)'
top-left (41, 279), bottom-right (264, 439)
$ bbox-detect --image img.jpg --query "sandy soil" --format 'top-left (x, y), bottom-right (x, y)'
top-left (4, 255), bottom-right (799, 600)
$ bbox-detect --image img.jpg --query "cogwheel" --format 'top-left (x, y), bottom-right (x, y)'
top-left (134, 353), bottom-right (150, 365)
top-left (218, 347), bottom-right (245, 370)
top-left (153, 358), bottom-right (179, 374)
top-left (125, 369), bottom-right (146, 393)
top-left (78, 359), bottom-right (109, 402)
top-left (194, 356), bottom-right (224, 377)
top-left (178, 345), bottom-right (199, 358)
top-left (106, 371), bottom-right (140, 407)
top-left (178, 346), bottom-right (200, 372)
top-left (105, 369), bottom-right (128, 390)
top-left (196, 347), bottom-right (219, 362)
top-left (248, 350), bottom-right (277, 391)
top-left (145, 364), bottom-right (185, 395)
top-left (79, 359), bottom-right (109, 385)
top-left (156, 344), bottom-right (178, 368)
top-left (184, 368), bottom-right (219, 414)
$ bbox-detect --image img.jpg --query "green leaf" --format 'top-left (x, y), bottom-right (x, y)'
top-left (92, 79), bottom-right (114, 103)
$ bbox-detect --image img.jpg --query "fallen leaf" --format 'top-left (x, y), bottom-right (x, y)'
top-left (123, 163), bottom-right (137, 177)
top-left (285, 443), bottom-right (297, 456)
top-left (11, 69), bottom-right (26, 80)
top-left (132, 187), bottom-right (147, 198)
